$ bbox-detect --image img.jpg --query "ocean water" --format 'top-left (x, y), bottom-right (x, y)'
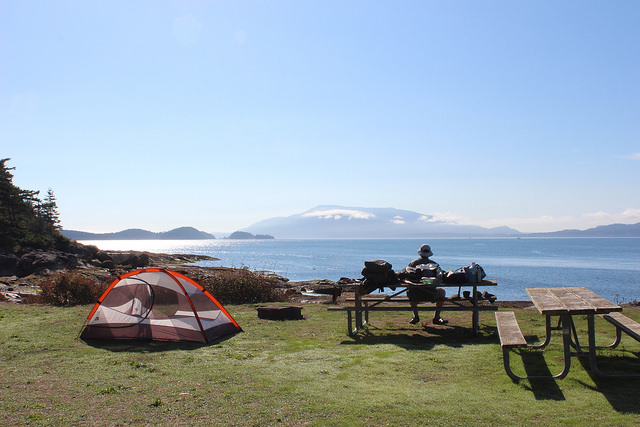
top-left (80, 238), bottom-right (640, 303)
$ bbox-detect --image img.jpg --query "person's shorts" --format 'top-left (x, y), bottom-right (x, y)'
top-left (407, 286), bottom-right (446, 303)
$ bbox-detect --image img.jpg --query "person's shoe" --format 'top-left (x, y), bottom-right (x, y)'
top-left (409, 317), bottom-right (421, 324)
top-left (433, 317), bottom-right (448, 325)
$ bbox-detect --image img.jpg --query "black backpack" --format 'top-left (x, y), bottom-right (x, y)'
top-left (361, 260), bottom-right (397, 294)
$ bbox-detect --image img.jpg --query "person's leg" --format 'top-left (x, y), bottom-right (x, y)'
top-left (410, 302), bottom-right (420, 324)
top-left (433, 301), bottom-right (443, 320)
top-left (433, 292), bottom-right (448, 324)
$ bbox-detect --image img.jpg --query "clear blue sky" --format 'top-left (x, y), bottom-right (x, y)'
top-left (2, 1), bottom-right (639, 233)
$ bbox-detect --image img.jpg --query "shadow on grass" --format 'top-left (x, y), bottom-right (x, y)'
top-left (339, 323), bottom-right (497, 350)
top-left (341, 332), bottom-right (439, 350)
top-left (516, 341), bottom-right (566, 401)
top-left (81, 333), bottom-right (238, 353)
top-left (576, 351), bottom-right (640, 414)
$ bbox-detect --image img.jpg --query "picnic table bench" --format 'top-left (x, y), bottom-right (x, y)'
top-left (602, 312), bottom-right (640, 346)
top-left (329, 279), bottom-right (498, 336)
top-left (495, 311), bottom-right (527, 348)
top-left (496, 287), bottom-right (640, 380)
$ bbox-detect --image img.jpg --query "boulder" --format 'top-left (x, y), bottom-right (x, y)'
top-left (99, 259), bottom-right (115, 269)
top-left (14, 249), bottom-right (88, 276)
top-left (108, 252), bottom-right (149, 268)
top-left (0, 252), bottom-right (19, 276)
top-left (18, 251), bottom-right (61, 275)
top-left (68, 242), bottom-right (99, 259)
top-left (135, 252), bottom-right (150, 267)
top-left (95, 250), bottom-right (112, 262)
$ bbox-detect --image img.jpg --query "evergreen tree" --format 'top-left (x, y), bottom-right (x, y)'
top-left (0, 158), bottom-right (68, 250)
top-left (41, 188), bottom-right (61, 232)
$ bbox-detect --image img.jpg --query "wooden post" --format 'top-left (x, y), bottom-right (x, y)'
top-left (355, 283), bottom-right (363, 330)
top-left (472, 284), bottom-right (479, 336)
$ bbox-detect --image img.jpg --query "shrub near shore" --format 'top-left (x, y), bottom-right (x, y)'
top-left (11, 265), bottom-right (286, 306)
top-left (195, 267), bottom-right (285, 304)
top-left (39, 272), bottom-right (109, 306)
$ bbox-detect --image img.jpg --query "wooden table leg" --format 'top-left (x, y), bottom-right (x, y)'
top-left (355, 285), bottom-right (363, 331)
top-left (364, 301), bottom-right (369, 325)
top-left (472, 285), bottom-right (479, 336)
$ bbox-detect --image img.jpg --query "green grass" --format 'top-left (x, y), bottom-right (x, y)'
top-left (1, 303), bottom-right (639, 426)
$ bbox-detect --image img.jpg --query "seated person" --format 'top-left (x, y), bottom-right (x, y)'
top-left (407, 244), bottom-right (448, 325)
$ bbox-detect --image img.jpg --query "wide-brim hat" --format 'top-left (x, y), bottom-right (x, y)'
top-left (418, 244), bottom-right (433, 257)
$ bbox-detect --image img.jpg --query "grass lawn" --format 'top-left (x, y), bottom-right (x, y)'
top-left (1, 302), bottom-right (639, 426)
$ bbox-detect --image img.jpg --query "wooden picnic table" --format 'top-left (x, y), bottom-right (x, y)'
top-left (329, 279), bottom-right (498, 337)
top-left (523, 287), bottom-right (627, 379)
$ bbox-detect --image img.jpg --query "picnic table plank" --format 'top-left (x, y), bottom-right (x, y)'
top-left (603, 312), bottom-right (640, 341)
top-left (570, 287), bottom-right (621, 313)
top-left (526, 287), bottom-right (621, 315)
top-left (495, 312), bottom-right (527, 347)
top-left (554, 287), bottom-right (596, 314)
top-left (526, 287), bottom-right (566, 315)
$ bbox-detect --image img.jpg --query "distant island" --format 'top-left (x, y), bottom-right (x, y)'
top-left (522, 222), bottom-right (640, 238)
top-left (226, 231), bottom-right (274, 240)
top-left (61, 227), bottom-right (276, 241)
top-left (61, 226), bottom-right (215, 240)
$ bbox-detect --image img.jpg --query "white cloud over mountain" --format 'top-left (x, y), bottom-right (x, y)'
top-left (302, 208), bottom-right (376, 220)
top-left (391, 216), bottom-right (406, 225)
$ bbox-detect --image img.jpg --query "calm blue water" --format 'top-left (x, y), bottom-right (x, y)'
top-left (81, 238), bottom-right (640, 303)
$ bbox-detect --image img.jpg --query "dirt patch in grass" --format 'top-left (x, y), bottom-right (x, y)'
top-left (496, 300), bottom-right (536, 308)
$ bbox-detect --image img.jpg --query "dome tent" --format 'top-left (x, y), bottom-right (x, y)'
top-left (80, 268), bottom-right (242, 343)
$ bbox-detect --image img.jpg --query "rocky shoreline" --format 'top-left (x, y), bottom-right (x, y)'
top-left (0, 243), bottom-right (360, 304)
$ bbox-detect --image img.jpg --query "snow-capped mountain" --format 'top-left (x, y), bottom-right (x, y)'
top-left (242, 206), bottom-right (520, 238)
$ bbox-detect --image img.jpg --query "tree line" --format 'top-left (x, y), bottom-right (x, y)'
top-left (0, 158), bottom-right (68, 250)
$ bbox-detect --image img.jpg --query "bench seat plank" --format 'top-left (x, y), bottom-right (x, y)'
top-left (495, 311), bottom-right (527, 348)
top-left (603, 312), bottom-right (640, 341)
